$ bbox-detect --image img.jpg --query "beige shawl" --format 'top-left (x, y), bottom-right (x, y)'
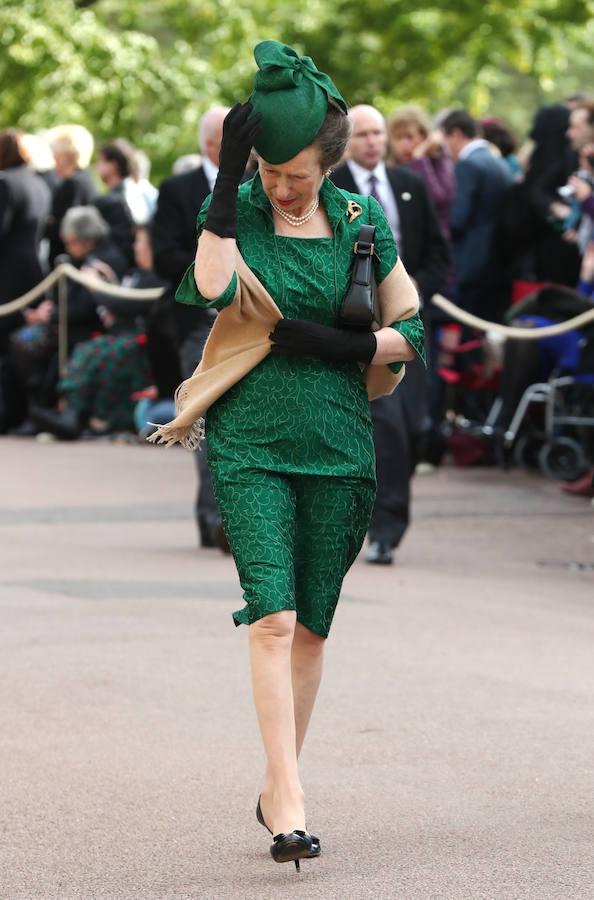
top-left (148, 251), bottom-right (419, 449)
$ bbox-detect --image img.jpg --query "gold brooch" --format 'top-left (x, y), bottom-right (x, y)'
top-left (346, 200), bottom-right (363, 223)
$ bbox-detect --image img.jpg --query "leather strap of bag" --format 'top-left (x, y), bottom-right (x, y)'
top-left (338, 223), bottom-right (377, 330)
top-left (352, 224), bottom-right (377, 286)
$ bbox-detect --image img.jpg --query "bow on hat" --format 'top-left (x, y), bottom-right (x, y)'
top-left (253, 41), bottom-right (347, 113)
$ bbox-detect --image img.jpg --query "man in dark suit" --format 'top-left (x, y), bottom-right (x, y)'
top-left (151, 107), bottom-right (229, 550)
top-left (441, 110), bottom-right (512, 320)
top-left (331, 104), bottom-right (449, 564)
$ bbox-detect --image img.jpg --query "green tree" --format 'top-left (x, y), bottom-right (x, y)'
top-left (1, 0), bottom-right (593, 180)
top-left (0, 0), bottom-right (218, 178)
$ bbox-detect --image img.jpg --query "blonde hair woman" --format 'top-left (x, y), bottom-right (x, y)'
top-left (388, 105), bottom-right (454, 241)
top-left (46, 125), bottom-right (97, 264)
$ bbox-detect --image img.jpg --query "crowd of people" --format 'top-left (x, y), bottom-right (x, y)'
top-left (1, 93), bottom-right (593, 550)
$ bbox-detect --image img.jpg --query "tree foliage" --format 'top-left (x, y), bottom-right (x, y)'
top-left (1, 0), bottom-right (592, 181)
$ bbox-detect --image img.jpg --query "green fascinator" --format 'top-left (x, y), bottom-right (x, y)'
top-left (249, 40), bottom-right (347, 165)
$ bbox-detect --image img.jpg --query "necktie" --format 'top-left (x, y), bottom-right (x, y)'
top-left (367, 173), bottom-right (384, 208)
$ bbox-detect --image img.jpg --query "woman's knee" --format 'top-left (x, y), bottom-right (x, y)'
top-left (293, 621), bottom-right (326, 657)
top-left (249, 609), bottom-right (296, 645)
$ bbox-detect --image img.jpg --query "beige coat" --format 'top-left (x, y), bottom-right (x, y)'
top-left (148, 251), bottom-right (419, 449)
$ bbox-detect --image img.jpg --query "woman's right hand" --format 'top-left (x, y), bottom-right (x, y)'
top-left (218, 102), bottom-right (262, 184)
top-left (203, 102), bottom-right (261, 240)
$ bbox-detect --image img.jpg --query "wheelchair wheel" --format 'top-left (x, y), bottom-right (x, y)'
top-left (538, 437), bottom-right (589, 481)
top-left (513, 434), bottom-right (545, 471)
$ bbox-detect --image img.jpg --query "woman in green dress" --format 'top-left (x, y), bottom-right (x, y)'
top-left (175, 41), bottom-right (424, 869)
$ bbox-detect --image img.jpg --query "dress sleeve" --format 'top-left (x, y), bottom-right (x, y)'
top-left (367, 197), bottom-right (425, 371)
top-left (174, 194), bottom-right (237, 310)
top-left (390, 312), bottom-right (426, 369)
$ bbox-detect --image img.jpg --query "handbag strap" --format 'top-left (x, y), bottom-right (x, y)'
top-left (351, 223), bottom-right (377, 287)
top-left (354, 223), bottom-right (376, 256)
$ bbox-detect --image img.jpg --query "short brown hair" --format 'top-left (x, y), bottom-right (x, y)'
top-left (574, 100), bottom-right (594, 127)
top-left (0, 129), bottom-right (29, 170)
top-left (311, 105), bottom-right (352, 171)
top-left (99, 138), bottom-right (135, 179)
top-left (388, 106), bottom-right (429, 139)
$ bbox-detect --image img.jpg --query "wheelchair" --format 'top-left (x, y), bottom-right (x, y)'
top-left (487, 330), bottom-right (594, 480)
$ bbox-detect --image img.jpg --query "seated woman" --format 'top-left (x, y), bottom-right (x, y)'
top-left (30, 226), bottom-right (165, 438)
top-left (11, 205), bottom-right (131, 411)
top-left (58, 205), bottom-right (130, 345)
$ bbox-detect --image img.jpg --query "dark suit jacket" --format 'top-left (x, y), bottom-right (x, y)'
top-left (450, 145), bottom-right (512, 287)
top-left (0, 164), bottom-right (51, 336)
top-left (47, 168), bottom-right (97, 266)
top-left (330, 163), bottom-right (449, 303)
top-left (151, 165), bottom-right (214, 340)
top-left (151, 166), bottom-right (211, 287)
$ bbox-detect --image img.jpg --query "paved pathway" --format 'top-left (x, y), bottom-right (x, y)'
top-left (1, 437), bottom-right (593, 899)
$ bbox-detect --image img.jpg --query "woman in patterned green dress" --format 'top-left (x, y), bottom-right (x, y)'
top-left (177, 42), bottom-right (424, 868)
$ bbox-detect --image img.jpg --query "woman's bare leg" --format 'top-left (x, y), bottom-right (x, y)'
top-left (249, 610), bottom-right (305, 835)
top-left (292, 622), bottom-right (326, 756)
top-left (260, 621), bottom-right (325, 828)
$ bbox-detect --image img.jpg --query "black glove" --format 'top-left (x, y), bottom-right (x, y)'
top-left (270, 319), bottom-right (377, 365)
top-left (204, 102), bottom-right (262, 239)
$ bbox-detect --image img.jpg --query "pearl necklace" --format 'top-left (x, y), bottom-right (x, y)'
top-left (270, 196), bottom-right (320, 227)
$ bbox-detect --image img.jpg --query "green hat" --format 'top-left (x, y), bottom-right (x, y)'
top-left (249, 40), bottom-right (347, 165)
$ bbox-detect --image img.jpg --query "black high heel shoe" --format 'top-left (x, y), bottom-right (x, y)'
top-left (270, 830), bottom-right (314, 871)
top-left (256, 796), bottom-right (321, 857)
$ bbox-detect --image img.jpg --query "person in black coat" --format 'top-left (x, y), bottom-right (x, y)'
top-left (331, 105), bottom-right (449, 564)
top-left (0, 129), bottom-right (51, 329)
top-left (514, 104), bottom-right (582, 287)
top-left (151, 107), bottom-right (230, 551)
top-left (46, 127), bottom-right (97, 266)
top-left (94, 139), bottom-right (136, 267)
top-left (0, 130), bottom-right (51, 429)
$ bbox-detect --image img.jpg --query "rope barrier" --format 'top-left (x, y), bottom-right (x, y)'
top-left (0, 263), bottom-right (165, 317)
top-left (430, 294), bottom-right (594, 339)
top-left (2, 268), bottom-right (593, 341)
top-left (63, 264), bottom-right (165, 299)
top-left (0, 267), bottom-right (64, 315)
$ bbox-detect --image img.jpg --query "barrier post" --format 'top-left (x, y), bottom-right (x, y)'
top-left (57, 269), bottom-right (69, 376)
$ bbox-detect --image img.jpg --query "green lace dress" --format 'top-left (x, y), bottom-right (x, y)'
top-left (176, 174), bottom-right (424, 637)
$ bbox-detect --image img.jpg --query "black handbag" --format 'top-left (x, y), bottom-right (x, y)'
top-left (338, 223), bottom-right (377, 331)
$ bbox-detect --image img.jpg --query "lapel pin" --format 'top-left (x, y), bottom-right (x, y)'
top-left (346, 200), bottom-right (363, 223)
top-left (401, 192), bottom-right (411, 201)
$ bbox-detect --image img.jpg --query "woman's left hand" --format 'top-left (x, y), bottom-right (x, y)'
top-left (269, 319), bottom-right (377, 365)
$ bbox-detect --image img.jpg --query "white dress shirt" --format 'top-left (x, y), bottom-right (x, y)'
top-left (458, 138), bottom-right (489, 161)
top-left (201, 156), bottom-right (219, 191)
top-left (346, 159), bottom-right (401, 242)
